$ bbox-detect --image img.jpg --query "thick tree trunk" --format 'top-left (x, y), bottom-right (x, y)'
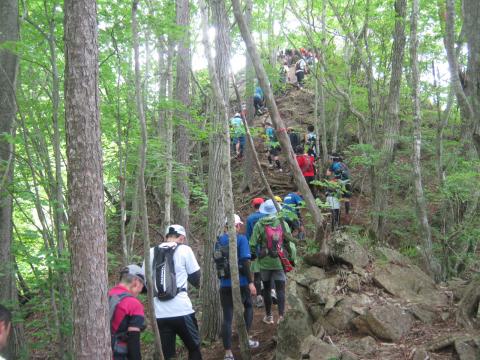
top-left (64, 0), bottom-right (110, 357)
top-left (164, 42), bottom-right (175, 227)
top-left (409, 0), bottom-right (441, 280)
top-left (173, 0), bottom-right (191, 231)
top-left (131, 2), bottom-right (164, 357)
top-left (372, 0), bottom-right (407, 242)
top-left (231, 0), bottom-right (328, 261)
top-left (199, 1), bottom-right (250, 357)
top-left (199, 0), bottom-right (231, 341)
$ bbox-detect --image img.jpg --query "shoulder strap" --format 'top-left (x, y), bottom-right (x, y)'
top-left (109, 292), bottom-right (133, 323)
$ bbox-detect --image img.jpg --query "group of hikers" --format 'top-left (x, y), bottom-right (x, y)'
top-left (108, 194), bottom-right (299, 360)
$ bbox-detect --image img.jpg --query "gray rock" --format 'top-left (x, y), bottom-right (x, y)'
top-left (341, 350), bottom-right (359, 360)
top-left (299, 335), bottom-right (341, 360)
top-left (295, 266), bottom-right (326, 287)
top-left (454, 339), bottom-right (480, 360)
top-left (323, 297), bottom-right (357, 331)
top-left (447, 277), bottom-right (468, 301)
top-left (310, 277), bottom-right (337, 304)
top-left (276, 309), bottom-right (312, 359)
top-left (352, 304), bottom-right (414, 341)
top-left (408, 304), bottom-right (437, 324)
top-left (373, 249), bottom-right (448, 307)
top-left (286, 278), bottom-right (310, 315)
top-left (331, 232), bottom-right (370, 268)
top-left (346, 273), bottom-right (362, 292)
top-left (349, 336), bottom-right (377, 355)
top-left (412, 349), bottom-right (430, 360)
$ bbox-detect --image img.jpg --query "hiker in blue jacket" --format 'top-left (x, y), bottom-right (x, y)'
top-left (254, 86), bottom-right (265, 115)
top-left (326, 154), bottom-right (351, 215)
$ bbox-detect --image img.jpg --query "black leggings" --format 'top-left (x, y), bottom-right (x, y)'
top-left (331, 209), bottom-right (340, 230)
top-left (220, 286), bottom-right (253, 350)
top-left (262, 280), bottom-right (286, 317)
top-left (156, 314), bottom-right (202, 360)
top-left (254, 272), bottom-right (262, 295)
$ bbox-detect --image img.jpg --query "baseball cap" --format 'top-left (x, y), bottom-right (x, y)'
top-left (165, 224), bottom-right (187, 237)
top-left (121, 264), bottom-right (145, 285)
top-left (251, 197), bottom-right (265, 206)
top-left (259, 199), bottom-right (279, 215)
top-left (225, 214), bottom-right (244, 225)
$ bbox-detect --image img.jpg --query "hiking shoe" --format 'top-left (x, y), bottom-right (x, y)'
top-left (248, 338), bottom-right (260, 349)
top-left (224, 354), bottom-right (235, 360)
top-left (263, 315), bottom-right (274, 324)
top-left (271, 289), bottom-right (278, 305)
top-left (277, 316), bottom-right (284, 325)
top-left (255, 295), bottom-right (264, 308)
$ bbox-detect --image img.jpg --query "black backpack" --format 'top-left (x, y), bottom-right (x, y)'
top-left (213, 238), bottom-right (231, 279)
top-left (153, 245), bottom-right (184, 301)
top-left (109, 292), bottom-right (133, 356)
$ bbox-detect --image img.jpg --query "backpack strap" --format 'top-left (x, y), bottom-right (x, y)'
top-left (109, 292), bottom-right (133, 333)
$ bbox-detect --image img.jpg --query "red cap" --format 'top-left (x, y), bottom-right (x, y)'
top-left (251, 197), bottom-right (265, 206)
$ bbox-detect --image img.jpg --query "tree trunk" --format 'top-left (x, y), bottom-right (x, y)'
top-left (173, 0), bottom-right (191, 231)
top-left (240, 0), bottom-right (255, 193)
top-left (164, 42), bottom-right (175, 227)
top-left (456, 276), bottom-right (480, 329)
top-left (231, 0), bottom-right (328, 261)
top-left (131, 1), bottom-right (164, 357)
top-left (409, 0), bottom-right (441, 280)
top-left (64, 0), bottom-right (110, 357)
top-left (199, 1), bottom-right (251, 357)
top-left (199, 0), bottom-right (232, 341)
top-left (372, 0), bottom-right (407, 242)
top-left (331, 103), bottom-right (341, 154)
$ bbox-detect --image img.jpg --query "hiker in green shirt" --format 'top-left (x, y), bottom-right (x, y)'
top-left (250, 199), bottom-right (295, 325)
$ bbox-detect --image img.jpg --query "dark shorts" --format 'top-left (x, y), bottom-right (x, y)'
top-left (269, 145), bottom-right (281, 156)
top-left (233, 135), bottom-right (246, 146)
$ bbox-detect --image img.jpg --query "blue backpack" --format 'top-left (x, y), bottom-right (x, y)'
top-left (332, 162), bottom-right (350, 180)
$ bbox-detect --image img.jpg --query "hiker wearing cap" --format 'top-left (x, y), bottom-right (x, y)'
top-left (145, 225), bottom-right (202, 360)
top-left (215, 214), bottom-right (259, 360)
top-left (287, 127), bottom-right (301, 150)
top-left (304, 125), bottom-right (317, 159)
top-left (250, 199), bottom-right (294, 325)
top-left (283, 188), bottom-right (306, 240)
top-left (108, 264), bottom-right (146, 359)
top-left (254, 85), bottom-right (265, 115)
top-left (326, 155), bottom-right (351, 216)
top-left (245, 197), bottom-right (267, 307)
top-left (230, 113), bottom-right (246, 159)
top-left (264, 122), bottom-right (282, 171)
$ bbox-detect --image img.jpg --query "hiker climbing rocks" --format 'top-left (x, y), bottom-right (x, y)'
top-left (230, 113), bottom-right (246, 159)
top-left (283, 188), bottom-right (306, 240)
top-left (295, 145), bottom-right (316, 196)
top-left (250, 199), bottom-right (295, 325)
top-left (109, 265), bottom-right (146, 360)
top-left (264, 122), bottom-right (282, 172)
top-left (0, 304), bottom-right (11, 358)
top-left (325, 179), bottom-right (341, 231)
top-left (245, 197), bottom-right (267, 307)
top-left (254, 85), bottom-right (265, 115)
top-left (304, 125), bottom-right (317, 158)
top-left (145, 225), bottom-right (202, 360)
top-left (326, 154), bottom-right (351, 216)
top-left (214, 214), bottom-right (259, 360)
top-left (287, 127), bottom-right (301, 150)
top-left (295, 56), bottom-right (307, 88)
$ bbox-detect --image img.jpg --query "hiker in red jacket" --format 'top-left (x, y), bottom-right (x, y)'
top-left (295, 145), bottom-right (316, 196)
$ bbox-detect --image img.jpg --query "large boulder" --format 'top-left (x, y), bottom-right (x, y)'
top-left (299, 335), bottom-right (341, 360)
top-left (309, 276), bottom-right (338, 304)
top-left (330, 232), bottom-right (371, 268)
top-left (276, 309), bottom-right (313, 359)
top-left (295, 265), bottom-right (326, 287)
top-left (352, 304), bottom-right (414, 341)
top-left (373, 248), bottom-right (448, 307)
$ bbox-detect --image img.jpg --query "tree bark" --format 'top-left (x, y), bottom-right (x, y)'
top-left (409, 0), bottom-right (441, 280)
top-left (372, 0), bottom-right (407, 242)
top-left (131, 1), bottom-right (164, 357)
top-left (199, 0), bottom-right (231, 341)
top-left (173, 0), bottom-right (191, 231)
top-left (231, 0), bottom-right (328, 261)
top-left (199, 1), bottom-right (250, 357)
top-left (64, 0), bottom-right (110, 357)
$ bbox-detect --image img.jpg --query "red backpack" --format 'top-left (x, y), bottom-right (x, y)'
top-left (264, 224), bottom-right (294, 272)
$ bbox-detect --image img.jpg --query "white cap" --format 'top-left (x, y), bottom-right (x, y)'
top-left (123, 264), bottom-right (145, 285)
top-left (165, 224), bottom-right (187, 237)
top-left (225, 214), bottom-right (244, 225)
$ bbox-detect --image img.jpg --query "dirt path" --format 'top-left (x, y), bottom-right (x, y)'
top-left (202, 306), bottom-right (277, 360)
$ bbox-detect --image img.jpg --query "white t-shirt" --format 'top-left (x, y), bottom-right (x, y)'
top-left (145, 242), bottom-right (200, 319)
top-left (326, 195), bottom-right (340, 210)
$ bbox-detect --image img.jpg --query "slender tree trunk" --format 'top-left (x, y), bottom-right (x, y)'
top-left (409, 0), bottom-right (441, 280)
top-left (64, 0), bottom-right (110, 356)
top-left (372, 0), bottom-right (407, 242)
top-left (173, 0), bottom-right (191, 231)
top-left (240, 0), bottom-right (255, 193)
top-left (231, 0), bottom-right (328, 261)
top-left (199, 1), bottom-right (250, 357)
top-left (331, 103), bottom-right (341, 153)
top-left (131, 1), bottom-right (164, 357)
top-left (164, 42), bottom-right (175, 227)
